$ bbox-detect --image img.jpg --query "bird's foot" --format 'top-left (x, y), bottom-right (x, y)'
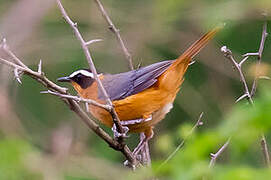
top-left (111, 124), bottom-right (129, 139)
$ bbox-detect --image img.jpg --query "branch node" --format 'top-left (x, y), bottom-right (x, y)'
top-left (108, 25), bottom-right (114, 31)
top-left (221, 46), bottom-right (232, 57)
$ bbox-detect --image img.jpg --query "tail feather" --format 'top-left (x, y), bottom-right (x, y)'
top-left (173, 26), bottom-right (222, 67)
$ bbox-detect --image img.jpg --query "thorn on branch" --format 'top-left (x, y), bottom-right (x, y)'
top-left (239, 56), bottom-right (249, 67)
top-left (235, 93), bottom-right (249, 103)
top-left (14, 68), bottom-right (23, 84)
top-left (85, 39), bottom-right (103, 46)
top-left (209, 139), bottom-right (230, 168)
top-left (0, 38), bottom-right (7, 49)
top-left (38, 59), bottom-right (42, 75)
top-left (242, 52), bottom-right (259, 57)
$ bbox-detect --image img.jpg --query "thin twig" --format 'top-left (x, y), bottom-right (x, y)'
top-left (261, 134), bottom-right (270, 166)
top-left (221, 46), bottom-right (253, 105)
top-left (94, 0), bottom-right (134, 70)
top-left (248, 23), bottom-right (270, 166)
top-left (220, 22), bottom-right (270, 167)
top-left (158, 112), bottom-right (204, 169)
top-left (209, 139), bottom-right (230, 168)
top-left (250, 22), bottom-right (268, 97)
top-left (1, 38), bottom-right (29, 69)
top-left (56, 0), bottom-right (126, 144)
top-left (92, 0), bottom-right (153, 164)
top-left (85, 39), bottom-right (103, 46)
top-left (41, 90), bottom-right (111, 110)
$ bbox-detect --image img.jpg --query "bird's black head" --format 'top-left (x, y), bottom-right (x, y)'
top-left (57, 69), bottom-right (95, 89)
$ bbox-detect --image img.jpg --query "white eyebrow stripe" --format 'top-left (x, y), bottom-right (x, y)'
top-left (69, 70), bottom-right (94, 78)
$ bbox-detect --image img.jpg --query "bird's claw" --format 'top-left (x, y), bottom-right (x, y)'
top-left (111, 124), bottom-right (129, 139)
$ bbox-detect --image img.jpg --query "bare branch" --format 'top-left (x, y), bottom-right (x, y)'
top-left (0, 57), bottom-right (67, 93)
top-left (221, 46), bottom-right (253, 104)
top-left (1, 39), bottom-right (28, 69)
top-left (94, 0), bottom-right (134, 70)
top-left (41, 90), bottom-right (111, 111)
top-left (250, 22), bottom-right (268, 97)
top-left (158, 112), bottom-right (204, 169)
top-left (209, 139), bottom-right (230, 168)
top-left (220, 22), bottom-right (270, 167)
top-left (0, 45), bottom-right (136, 167)
top-left (56, 0), bottom-right (126, 144)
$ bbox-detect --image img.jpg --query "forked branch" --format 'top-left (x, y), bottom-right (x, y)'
top-left (56, 0), bottom-right (126, 144)
top-left (0, 2), bottom-right (138, 167)
top-left (218, 22), bottom-right (270, 167)
top-left (94, 0), bottom-right (134, 70)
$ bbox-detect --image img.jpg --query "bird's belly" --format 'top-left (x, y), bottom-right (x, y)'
top-left (127, 102), bottom-right (173, 133)
top-left (89, 87), bottom-right (177, 133)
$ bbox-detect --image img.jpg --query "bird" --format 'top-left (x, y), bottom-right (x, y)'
top-left (57, 27), bottom-right (220, 157)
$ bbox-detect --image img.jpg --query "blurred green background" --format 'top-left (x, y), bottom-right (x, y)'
top-left (1, 0), bottom-right (271, 179)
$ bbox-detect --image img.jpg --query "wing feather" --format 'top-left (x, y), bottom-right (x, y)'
top-left (99, 60), bottom-right (173, 101)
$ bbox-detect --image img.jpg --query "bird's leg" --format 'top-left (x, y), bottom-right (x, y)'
top-left (140, 133), bottom-right (151, 166)
top-left (133, 129), bottom-right (153, 156)
top-left (124, 128), bottom-right (153, 166)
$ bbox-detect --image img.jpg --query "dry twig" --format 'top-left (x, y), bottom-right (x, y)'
top-left (94, 0), bottom-right (134, 70)
top-left (56, 0), bottom-right (126, 145)
top-left (0, 39), bottom-right (137, 167)
top-left (158, 112), bottom-right (204, 169)
top-left (41, 90), bottom-right (111, 111)
top-left (219, 22), bottom-right (270, 167)
top-left (93, 0), bottom-right (154, 165)
top-left (0, 1), bottom-right (138, 167)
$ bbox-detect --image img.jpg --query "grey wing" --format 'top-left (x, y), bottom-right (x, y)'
top-left (99, 60), bottom-right (173, 101)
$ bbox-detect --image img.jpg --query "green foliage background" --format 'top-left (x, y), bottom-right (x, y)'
top-left (1, 0), bottom-right (271, 179)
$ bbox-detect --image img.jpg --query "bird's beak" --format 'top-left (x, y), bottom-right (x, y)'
top-left (57, 76), bottom-right (71, 82)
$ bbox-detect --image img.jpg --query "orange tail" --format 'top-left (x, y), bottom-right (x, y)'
top-left (172, 26), bottom-right (222, 68)
top-left (159, 26), bottom-right (221, 91)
